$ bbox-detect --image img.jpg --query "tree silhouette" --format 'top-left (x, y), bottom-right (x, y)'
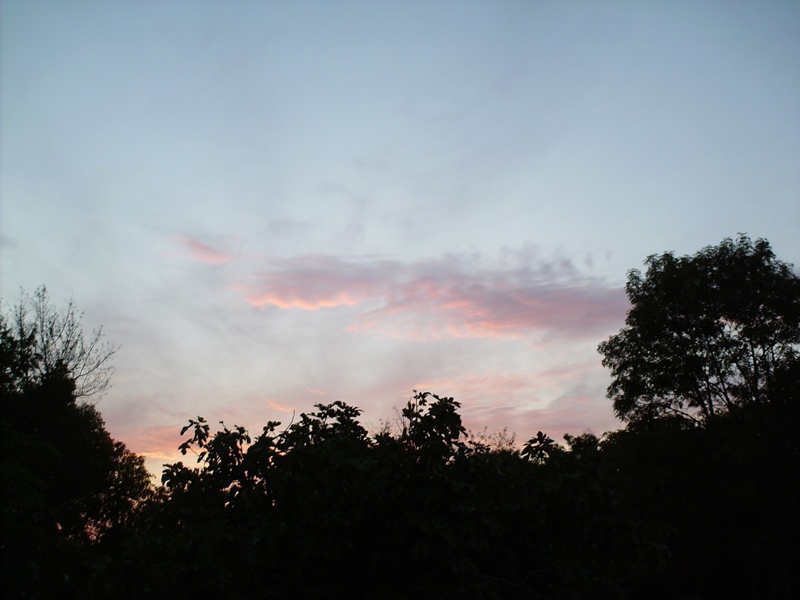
top-left (1, 289), bottom-right (150, 598)
top-left (1, 286), bottom-right (118, 399)
top-left (101, 392), bottom-right (669, 599)
top-left (598, 235), bottom-right (800, 423)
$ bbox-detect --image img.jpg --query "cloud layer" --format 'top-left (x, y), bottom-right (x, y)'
top-left (117, 238), bottom-right (631, 476)
top-left (230, 251), bottom-right (627, 340)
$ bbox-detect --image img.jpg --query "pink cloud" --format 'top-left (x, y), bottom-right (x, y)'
top-left (236, 256), bottom-right (382, 309)
top-left (174, 236), bottom-right (233, 265)
top-left (357, 279), bottom-right (625, 339)
top-left (235, 252), bottom-right (627, 339)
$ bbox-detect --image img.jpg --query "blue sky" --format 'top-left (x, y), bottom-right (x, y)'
top-left (2, 0), bottom-right (799, 474)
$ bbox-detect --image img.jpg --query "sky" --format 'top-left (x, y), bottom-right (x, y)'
top-left (2, 0), bottom-right (799, 476)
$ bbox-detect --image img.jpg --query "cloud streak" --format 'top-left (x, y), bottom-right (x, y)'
top-left (234, 251), bottom-right (627, 340)
top-left (236, 256), bottom-right (381, 310)
top-left (174, 236), bottom-right (233, 265)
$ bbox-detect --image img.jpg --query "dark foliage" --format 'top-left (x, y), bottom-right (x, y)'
top-left (599, 235), bottom-right (800, 423)
top-left (89, 391), bottom-right (799, 599)
top-left (1, 290), bottom-right (151, 599)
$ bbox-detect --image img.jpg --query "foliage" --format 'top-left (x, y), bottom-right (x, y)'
top-left (401, 390), bottom-right (467, 458)
top-left (95, 395), bottom-right (673, 599)
top-left (521, 430), bottom-right (563, 464)
top-left (0, 289), bottom-right (151, 599)
top-left (600, 401), bottom-right (800, 598)
top-left (598, 235), bottom-right (800, 423)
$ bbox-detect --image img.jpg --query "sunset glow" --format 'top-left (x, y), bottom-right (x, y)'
top-left (2, 0), bottom-right (798, 476)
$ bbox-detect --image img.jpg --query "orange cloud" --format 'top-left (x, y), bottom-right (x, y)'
top-left (243, 291), bottom-right (361, 310)
top-left (117, 425), bottom-right (188, 478)
top-left (267, 401), bottom-right (295, 413)
top-left (122, 425), bottom-right (183, 455)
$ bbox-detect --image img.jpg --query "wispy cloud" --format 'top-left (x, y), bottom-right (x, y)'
top-left (406, 358), bottom-right (619, 437)
top-left (234, 251), bottom-right (627, 339)
top-left (174, 236), bottom-right (233, 265)
top-left (267, 401), bottom-right (295, 413)
top-left (460, 382), bottom-right (620, 442)
top-left (412, 373), bottom-right (541, 403)
top-left (235, 256), bottom-right (381, 309)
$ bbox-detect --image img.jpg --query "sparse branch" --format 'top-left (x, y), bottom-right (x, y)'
top-left (3, 286), bottom-right (119, 399)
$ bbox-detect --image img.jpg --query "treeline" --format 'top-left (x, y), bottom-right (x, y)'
top-left (89, 395), bottom-right (800, 599)
top-left (2, 236), bottom-right (799, 599)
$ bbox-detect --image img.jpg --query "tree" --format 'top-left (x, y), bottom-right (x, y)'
top-left (598, 235), bottom-right (800, 423)
top-left (1, 286), bottom-right (118, 399)
top-left (521, 431), bottom-right (562, 464)
top-left (1, 288), bottom-right (150, 598)
top-left (401, 390), bottom-right (467, 459)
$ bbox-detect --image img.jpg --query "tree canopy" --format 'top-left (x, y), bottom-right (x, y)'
top-left (1, 288), bottom-right (151, 597)
top-left (598, 235), bottom-right (800, 423)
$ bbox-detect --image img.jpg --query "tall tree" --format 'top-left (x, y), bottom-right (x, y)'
top-left (1, 288), bottom-right (150, 597)
top-left (598, 235), bottom-right (800, 423)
